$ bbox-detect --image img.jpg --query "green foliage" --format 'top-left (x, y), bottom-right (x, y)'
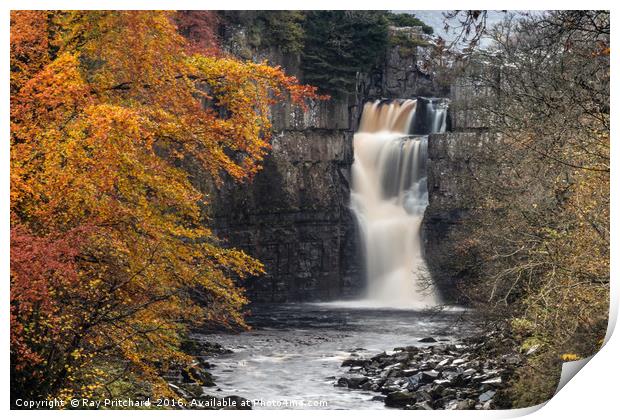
top-left (509, 352), bottom-right (562, 408)
top-left (220, 11), bottom-right (435, 97)
top-left (220, 11), bottom-right (306, 54)
top-left (389, 31), bottom-right (431, 56)
top-left (301, 11), bottom-right (390, 97)
top-left (386, 12), bottom-right (434, 34)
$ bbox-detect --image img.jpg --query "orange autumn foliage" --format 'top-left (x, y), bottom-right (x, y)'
top-left (10, 10), bottom-right (324, 402)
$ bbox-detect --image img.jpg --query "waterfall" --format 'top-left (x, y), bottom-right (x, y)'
top-left (350, 98), bottom-right (447, 308)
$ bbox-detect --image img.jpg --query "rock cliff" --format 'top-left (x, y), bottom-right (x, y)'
top-left (210, 26), bottom-right (455, 302)
top-left (210, 120), bottom-right (360, 302)
top-left (422, 66), bottom-right (496, 302)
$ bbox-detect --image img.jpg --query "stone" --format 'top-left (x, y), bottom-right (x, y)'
top-left (346, 376), bottom-right (369, 389)
top-left (411, 401), bottom-right (433, 410)
top-left (436, 358), bottom-right (451, 368)
top-left (181, 365), bottom-right (215, 387)
top-left (502, 354), bottom-right (522, 365)
top-left (392, 352), bottom-right (411, 363)
top-left (526, 345), bottom-right (541, 356)
top-left (462, 368), bottom-right (477, 377)
top-left (181, 340), bottom-right (232, 356)
top-left (335, 377), bottom-right (348, 387)
top-left (385, 391), bottom-right (417, 408)
top-left (479, 390), bottom-right (496, 403)
top-left (342, 358), bottom-right (367, 367)
top-left (421, 370), bottom-right (441, 381)
top-left (406, 375), bottom-right (421, 390)
top-left (433, 379), bottom-right (452, 386)
top-left (418, 337), bottom-right (437, 343)
top-left (407, 370), bottom-right (439, 389)
top-left (446, 399), bottom-right (476, 410)
top-left (170, 382), bottom-right (202, 400)
top-left (330, 332), bottom-right (520, 410)
top-left (394, 346), bottom-right (419, 353)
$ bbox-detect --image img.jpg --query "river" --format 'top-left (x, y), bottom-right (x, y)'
top-left (196, 303), bottom-right (472, 409)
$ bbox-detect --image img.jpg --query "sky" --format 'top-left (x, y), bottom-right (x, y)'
top-left (398, 10), bottom-right (508, 44)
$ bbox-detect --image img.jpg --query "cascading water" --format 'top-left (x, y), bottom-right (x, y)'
top-left (350, 98), bottom-right (448, 308)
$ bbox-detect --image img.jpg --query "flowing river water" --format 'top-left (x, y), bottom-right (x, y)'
top-left (196, 304), bottom-right (472, 409)
top-left (197, 99), bottom-right (461, 409)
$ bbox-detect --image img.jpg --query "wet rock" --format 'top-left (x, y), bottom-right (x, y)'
top-left (441, 370), bottom-right (462, 384)
top-left (335, 377), bottom-right (349, 387)
top-left (392, 352), bottom-right (411, 363)
top-left (385, 391), bottom-right (417, 408)
top-left (181, 365), bottom-right (216, 387)
top-left (181, 340), bottom-right (233, 356)
top-left (479, 390), bottom-right (496, 403)
top-left (394, 346), bottom-right (420, 353)
top-left (436, 358), bottom-right (451, 368)
top-left (421, 370), bottom-right (440, 381)
top-left (462, 368), bottom-right (477, 377)
top-left (416, 390), bottom-right (433, 403)
top-left (418, 337), bottom-right (437, 343)
top-left (336, 329), bottom-right (522, 410)
top-left (342, 358), bottom-right (367, 367)
top-left (346, 376), bottom-right (369, 389)
top-left (446, 399), bottom-right (476, 410)
top-left (481, 377), bottom-right (502, 385)
top-left (502, 354), bottom-right (522, 365)
top-left (169, 382), bottom-right (202, 400)
top-left (410, 401), bottom-right (433, 410)
top-left (405, 376), bottom-right (420, 391)
top-left (410, 370), bottom-right (440, 386)
top-left (433, 379), bottom-right (452, 386)
top-left (526, 345), bottom-right (540, 356)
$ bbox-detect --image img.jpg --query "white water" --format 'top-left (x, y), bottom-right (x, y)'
top-left (350, 99), bottom-right (447, 309)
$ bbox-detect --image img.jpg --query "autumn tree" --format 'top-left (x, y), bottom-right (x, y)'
top-left (10, 10), bottom-right (322, 404)
top-left (444, 11), bottom-right (609, 406)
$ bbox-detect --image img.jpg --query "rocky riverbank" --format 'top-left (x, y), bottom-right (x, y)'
top-left (166, 341), bottom-right (252, 410)
top-left (336, 330), bottom-right (523, 410)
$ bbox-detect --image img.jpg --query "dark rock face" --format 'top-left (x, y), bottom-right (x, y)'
top-left (205, 28), bottom-right (364, 303)
top-left (423, 132), bottom-right (499, 301)
top-left (420, 62), bottom-right (502, 302)
top-left (210, 28), bottom-right (452, 303)
top-left (211, 123), bottom-right (363, 302)
top-left (362, 43), bottom-right (449, 101)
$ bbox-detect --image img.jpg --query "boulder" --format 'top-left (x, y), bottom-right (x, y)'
top-left (181, 365), bottom-right (216, 387)
top-left (385, 391), bottom-right (417, 408)
top-left (343, 376), bottom-right (369, 389)
top-left (479, 390), bottom-right (496, 403)
top-left (342, 358), bottom-right (367, 367)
